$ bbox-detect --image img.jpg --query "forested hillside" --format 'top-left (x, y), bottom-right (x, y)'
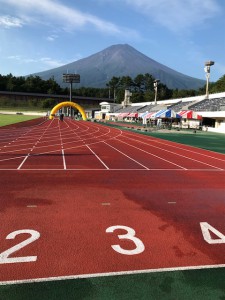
top-left (0, 73), bottom-right (224, 109)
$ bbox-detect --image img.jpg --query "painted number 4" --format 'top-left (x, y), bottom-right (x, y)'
top-left (0, 229), bottom-right (40, 264)
top-left (106, 225), bottom-right (145, 255)
top-left (200, 222), bottom-right (225, 244)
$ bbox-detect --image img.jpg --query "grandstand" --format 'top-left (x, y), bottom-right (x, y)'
top-left (96, 91), bottom-right (225, 133)
top-left (116, 105), bottom-right (143, 114)
top-left (169, 100), bottom-right (193, 112)
top-left (189, 97), bottom-right (225, 112)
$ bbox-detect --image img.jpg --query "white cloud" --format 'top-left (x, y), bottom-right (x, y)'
top-left (7, 55), bottom-right (22, 60)
top-left (0, 15), bottom-right (24, 28)
top-left (6, 54), bottom-right (75, 69)
top-left (0, 0), bottom-right (139, 38)
top-left (39, 57), bottom-right (64, 68)
top-left (112, 0), bottom-right (221, 32)
top-left (46, 34), bottom-right (58, 42)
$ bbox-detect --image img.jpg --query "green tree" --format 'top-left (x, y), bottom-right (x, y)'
top-left (210, 75), bottom-right (225, 93)
top-left (133, 74), bottom-right (145, 92)
top-left (107, 76), bottom-right (120, 100)
top-left (172, 89), bottom-right (196, 98)
top-left (131, 92), bottom-right (145, 103)
top-left (144, 90), bottom-right (155, 102)
top-left (46, 77), bottom-right (62, 94)
top-left (6, 74), bottom-right (17, 91)
top-left (158, 83), bottom-right (173, 100)
top-left (119, 76), bottom-right (133, 90)
top-left (42, 98), bottom-right (58, 109)
top-left (143, 73), bottom-right (155, 91)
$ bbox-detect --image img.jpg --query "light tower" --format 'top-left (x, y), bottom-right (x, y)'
top-left (153, 79), bottom-right (160, 105)
top-left (62, 73), bottom-right (80, 117)
top-left (204, 61), bottom-right (214, 99)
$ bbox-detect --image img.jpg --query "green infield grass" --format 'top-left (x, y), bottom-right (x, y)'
top-left (145, 130), bottom-right (225, 154)
top-left (0, 114), bottom-right (41, 127)
top-left (1, 268), bottom-right (225, 300)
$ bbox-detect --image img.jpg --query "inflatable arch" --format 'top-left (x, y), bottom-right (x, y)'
top-left (49, 101), bottom-right (87, 121)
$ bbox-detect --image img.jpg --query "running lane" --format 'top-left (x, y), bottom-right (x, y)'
top-left (0, 119), bottom-right (225, 284)
top-left (2, 119), bottom-right (225, 171)
top-left (0, 170), bottom-right (225, 283)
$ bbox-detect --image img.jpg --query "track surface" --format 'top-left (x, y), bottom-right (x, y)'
top-left (0, 118), bottom-right (225, 285)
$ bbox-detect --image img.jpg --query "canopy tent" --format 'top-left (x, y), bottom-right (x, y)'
top-left (138, 111), bottom-right (149, 118)
top-left (153, 109), bottom-right (167, 118)
top-left (141, 109), bottom-right (182, 120)
top-left (128, 112), bottom-right (138, 118)
top-left (155, 109), bottom-right (181, 118)
top-left (178, 110), bottom-right (202, 120)
top-left (142, 111), bottom-right (156, 119)
top-left (118, 112), bottom-right (130, 118)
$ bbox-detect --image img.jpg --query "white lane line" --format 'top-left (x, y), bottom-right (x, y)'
top-left (58, 120), bottom-right (67, 170)
top-left (62, 119), bottom-right (123, 148)
top-left (113, 138), bottom-right (187, 170)
top-left (86, 145), bottom-right (109, 169)
top-left (124, 131), bottom-right (225, 165)
top-left (115, 138), bottom-right (224, 171)
top-left (62, 149), bottom-right (66, 170)
top-left (0, 120), bottom-right (47, 152)
top-left (0, 168), bottom-right (225, 171)
top-left (0, 155), bottom-right (30, 163)
top-left (0, 168), bottom-right (225, 173)
top-left (1, 263), bottom-right (225, 286)
top-left (103, 141), bottom-right (149, 170)
top-left (2, 121), bottom-right (224, 170)
top-left (0, 129), bottom-right (122, 162)
top-left (16, 119), bottom-right (55, 169)
top-left (17, 155), bottom-right (29, 170)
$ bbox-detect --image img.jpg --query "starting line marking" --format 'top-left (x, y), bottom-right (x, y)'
top-left (0, 264), bottom-right (225, 286)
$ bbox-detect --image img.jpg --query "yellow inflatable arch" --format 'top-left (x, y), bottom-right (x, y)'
top-left (49, 101), bottom-right (87, 121)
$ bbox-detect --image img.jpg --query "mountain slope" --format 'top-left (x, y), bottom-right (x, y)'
top-left (31, 44), bottom-right (205, 90)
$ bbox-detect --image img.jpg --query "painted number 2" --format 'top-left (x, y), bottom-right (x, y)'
top-left (0, 229), bottom-right (40, 264)
top-left (106, 225), bottom-right (145, 255)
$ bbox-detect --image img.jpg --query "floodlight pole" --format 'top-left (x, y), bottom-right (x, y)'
top-left (63, 73), bottom-right (80, 118)
top-left (153, 79), bottom-right (160, 105)
top-left (69, 82), bottom-right (72, 102)
top-left (204, 61), bottom-right (214, 99)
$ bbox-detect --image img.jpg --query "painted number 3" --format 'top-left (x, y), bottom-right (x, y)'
top-left (106, 225), bottom-right (145, 255)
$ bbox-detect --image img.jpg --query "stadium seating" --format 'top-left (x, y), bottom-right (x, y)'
top-left (189, 97), bottom-right (225, 111)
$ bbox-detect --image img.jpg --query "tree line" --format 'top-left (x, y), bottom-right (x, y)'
top-left (107, 73), bottom-right (225, 102)
top-left (0, 73), bottom-right (225, 108)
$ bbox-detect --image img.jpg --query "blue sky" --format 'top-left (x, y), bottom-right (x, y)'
top-left (0, 0), bottom-right (224, 83)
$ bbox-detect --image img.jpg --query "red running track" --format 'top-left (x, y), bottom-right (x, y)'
top-left (0, 118), bottom-right (225, 284)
